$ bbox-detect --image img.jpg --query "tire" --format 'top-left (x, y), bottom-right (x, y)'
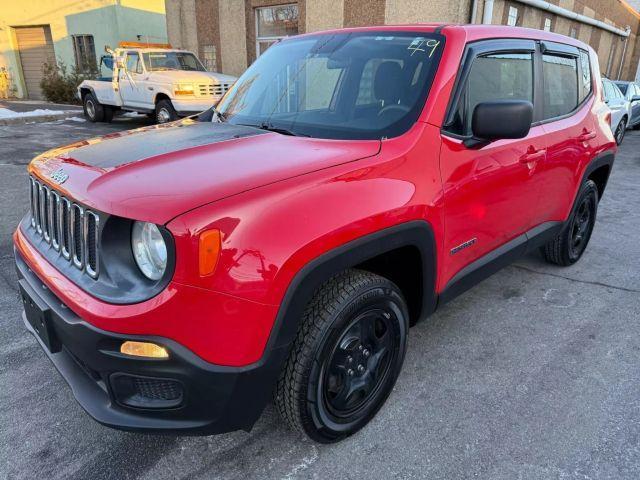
top-left (155, 99), bottom-right (178, 124)
top-left (541, 179), bottom-right (598, 266)
top-left (614, 117), bottom-right (626, 145)
top-left (274, 269), bottom-right (409, 443)
top-left (83, 93), bottom-right (104, 122)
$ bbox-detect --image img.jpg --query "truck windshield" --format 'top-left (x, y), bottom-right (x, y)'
top-left (143, 52), bottom-right (206, 72)
top-left (216, 31), bottom-right (444, 140)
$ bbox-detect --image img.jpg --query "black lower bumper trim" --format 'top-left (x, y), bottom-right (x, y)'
top-left (15, 249), bottom-right (288, 435)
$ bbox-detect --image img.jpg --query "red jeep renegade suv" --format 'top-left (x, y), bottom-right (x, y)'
top-left (15, 25), bottom-right (615, 442)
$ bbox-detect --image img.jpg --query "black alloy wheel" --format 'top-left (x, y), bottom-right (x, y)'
top-left (275, 269), bottom-right (408, 443)
top-left (541, 179), bottom-right (598, 266)
top-left (614, 118), bottom-right (626, 145)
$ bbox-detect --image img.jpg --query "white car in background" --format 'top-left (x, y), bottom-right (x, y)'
top-left (613, 80), bottom-right (640, 130)
top-left (78, 43), bottom-right (237, 124)
top-left (602, 77), bottom-right (630, 145)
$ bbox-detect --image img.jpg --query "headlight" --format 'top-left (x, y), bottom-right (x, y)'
top-left (131, 222), bottom-right (167, 280)
top-left (174, 83), bottom-right (195, 96)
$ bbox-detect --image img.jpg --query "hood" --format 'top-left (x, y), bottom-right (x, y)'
top-left (29, 120), bottom-right (380, 224)
top-left (149, 70), bottom-right (237, 84)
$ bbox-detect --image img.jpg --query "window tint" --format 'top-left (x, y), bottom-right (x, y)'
top-left (542, 54), bottom-right (578, 119)
top-left (579, 50), bottom-right (592, 102)
top-left (451, 52), bottom-right (533, 135)
top-left (126, 53), bottom-right (142, 74)
top-left (615, 82), bottom-right (628, 95)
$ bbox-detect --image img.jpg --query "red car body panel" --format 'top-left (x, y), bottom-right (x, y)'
top-left (16, 24), bottom-right (616, 372)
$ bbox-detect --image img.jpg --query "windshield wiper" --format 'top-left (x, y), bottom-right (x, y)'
top-left (243, 122), bottom-right (309, 137)
top-left (211, 107), bottom-right (227, 123)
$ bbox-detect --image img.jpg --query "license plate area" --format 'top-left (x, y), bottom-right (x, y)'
top-left (19, 281), bottom-right (61, 353)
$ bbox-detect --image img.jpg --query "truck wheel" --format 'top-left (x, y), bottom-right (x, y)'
top-left (83, 93), bottom-right (104, 122)
top-left (274, 269), bottom-right (408, 443)
top-left (155, 100), bottom-right (178, 124)
top-left (541, 179), bottom-right (598, 266)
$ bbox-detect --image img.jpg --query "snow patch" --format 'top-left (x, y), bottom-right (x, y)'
top-left (0, 108), bottom-right (77, 119)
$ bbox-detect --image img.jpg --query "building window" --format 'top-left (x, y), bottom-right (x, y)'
top-left (543, 17), bottom-right (552, 32)
top-left (507, 6), bottom-right (519, 26)
top-left (72, 35), bottom-right (96, 72)
top-left (202, 45), bottom-right (217, 71)
top-left (255, 4), bottom-right (299, 57)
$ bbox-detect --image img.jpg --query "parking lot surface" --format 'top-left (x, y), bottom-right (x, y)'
top-left (1, 117), bottom-right (639, 479)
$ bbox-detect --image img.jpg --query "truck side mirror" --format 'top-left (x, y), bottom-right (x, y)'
top-left (465, 100), bottom-right (533, 148)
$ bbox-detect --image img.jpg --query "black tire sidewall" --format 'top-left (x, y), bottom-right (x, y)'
top-left (156, 100), bottom-right (178, 124)
top-left (304, 284), bottom-right (408, 442)
top-left (83, 93), bottom-right (102, 122)
top-left (565, 180), bottom-right (599, 264)
top-left (615, 119), bottom-right (626, 145)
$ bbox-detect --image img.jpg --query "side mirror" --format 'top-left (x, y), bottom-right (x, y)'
top-left (466, 100), bottom-right (533, 148)
top-left (632, 95), bottom-right (640, 102)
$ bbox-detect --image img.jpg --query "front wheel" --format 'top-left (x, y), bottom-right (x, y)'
top-left (155, 99), bottom-right (178, 124)
top-left (614, 117), bottom-right (626, 145)
top-left (541, 179), bottom-right (598, 266)
top-left (275, 269), bottom-right (408, 443)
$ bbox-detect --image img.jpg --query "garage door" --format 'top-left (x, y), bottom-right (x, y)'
top-left (15, 26), bottom-right (56, 100)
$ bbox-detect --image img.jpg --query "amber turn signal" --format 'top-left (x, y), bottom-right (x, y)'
top-left (199, 229), bottom-right (222, 276)
top-left (120, 341), bottom-right (169, 359)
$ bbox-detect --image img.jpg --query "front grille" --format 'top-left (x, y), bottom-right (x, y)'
top-left (29, 176), bottom-right (100, 279)
top-left (198, 82), bottom-right (231, 97)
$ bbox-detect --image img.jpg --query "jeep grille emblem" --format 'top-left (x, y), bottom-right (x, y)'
top-left (50, 168), bottom-right (69, 185)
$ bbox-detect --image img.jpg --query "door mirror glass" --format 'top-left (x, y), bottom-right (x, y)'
top-left (468, 100), bottom-right (533, 146)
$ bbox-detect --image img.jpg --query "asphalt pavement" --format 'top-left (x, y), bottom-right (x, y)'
top-left (1, 116), bottom-right (639, 479)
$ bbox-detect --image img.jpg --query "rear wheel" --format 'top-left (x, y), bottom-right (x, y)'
top-left (83, 93), bottom-right (104, 122)
top-left (155, 99), bottom-right (178, 124)
top-left (541, 179), bottom-right (598, 266)
top-left (275, 269), bottom-right (408, 443)
top-left (614, 117), bottom-right (626, 145)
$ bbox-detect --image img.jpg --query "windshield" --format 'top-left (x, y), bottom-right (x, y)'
top-left (142, 52), bottom-right (206, 72)
top-left (615, 82), bottom-right (628, 95)
top-left (215, 32), bottom-right (444, 140)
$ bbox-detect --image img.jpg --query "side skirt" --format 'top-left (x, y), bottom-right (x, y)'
top-left (438, 221), bottom-right (563, 306)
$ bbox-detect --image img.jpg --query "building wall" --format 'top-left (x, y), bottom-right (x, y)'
top-left (0, 0), bottom-right (166, 98)
top-left (166, 0), bottom-right (640, 82)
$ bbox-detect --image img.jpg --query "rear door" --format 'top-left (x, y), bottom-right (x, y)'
top-left (629, 83), bottom-right (640, 125)
top-left (535, 44), bottom-right (596, 224)
top-left (439, 40), bottom-right (545, 288)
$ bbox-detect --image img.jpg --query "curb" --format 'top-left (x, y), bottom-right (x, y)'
top-left (0, 111), bottom-right (83, 126)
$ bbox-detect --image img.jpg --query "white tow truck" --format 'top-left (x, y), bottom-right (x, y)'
top-left (77, 42), bottom-right (237, 124)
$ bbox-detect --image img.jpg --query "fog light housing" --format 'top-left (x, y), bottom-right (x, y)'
top-left (120, 341), bottom-right (169, 359)
top-left (110, 373), bottom-right (183, 409)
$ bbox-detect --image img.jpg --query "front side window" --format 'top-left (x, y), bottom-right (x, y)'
top-left (542, 54), bottom-right (578, 119)
top-left (450, 52), bottom-right (533, 136)
top-left (216, 32), bottom-right (444, 140)
top-left (126, 52), bottom-right (143, 74)
top-left (615, 82), bottom-right (628, 95)
top-left (73, 34), bottom-right (96, 73)
top-left (142, 52), bottom-right (205, 72)
top-left (256, 4), bottom-right (299, 57)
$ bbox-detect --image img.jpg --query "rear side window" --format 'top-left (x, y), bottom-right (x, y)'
top-left (451, 52), bottom-right (533, 135)
top-left (579, 50), bottom-right (592, 102)
top-left (542, 54), bottom-right (578, 119)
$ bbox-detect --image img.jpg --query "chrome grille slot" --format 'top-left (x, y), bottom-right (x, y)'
top-left (27, 175), bottom-right (100, 279)
top-left (50, 191), bottom-right (60, 251)
top-left (61, 197), bottom-right (71, 259)
top-left (71, 204), bottom-right (84, 269)
top-left (85, 211), bottom-right (99, 278)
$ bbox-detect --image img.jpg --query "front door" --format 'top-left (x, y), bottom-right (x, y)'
top-left (439, 41), bottom-right (544, 289)
top-left (119, 52), bottom-right (145, 108)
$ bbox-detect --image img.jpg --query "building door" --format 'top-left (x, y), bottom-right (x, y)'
top-left (14, 26), bottom-right (56, 100)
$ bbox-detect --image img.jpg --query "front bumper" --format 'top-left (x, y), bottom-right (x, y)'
top-left (15, 250), bottom-right (289, 434)
top-left (172, 97), bottom-right (222, 116)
